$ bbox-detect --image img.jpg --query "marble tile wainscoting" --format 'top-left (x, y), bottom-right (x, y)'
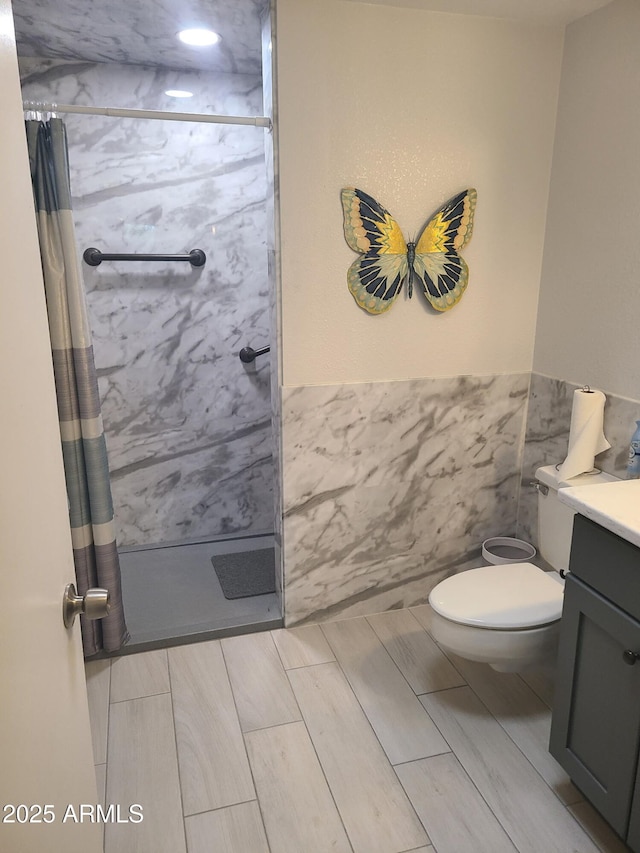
top-left (20, 57), bottom-right (274, 547)
top-left (281, 373), bottom-right (530, 626)
top-left (517, 373), bottom-right (640, 547)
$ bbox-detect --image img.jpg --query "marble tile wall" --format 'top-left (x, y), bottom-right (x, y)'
top-left (20, 57), bottom-right (274, 547)
top-left (260, 3), bottom-right (284, 598)
top-left (517, 373), bottom-right (640, 547)
top-left (281, 373), bottom-right (530, 626)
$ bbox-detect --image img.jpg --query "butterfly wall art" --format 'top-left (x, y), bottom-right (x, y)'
top-left (341, 187), bottom-right (477, 315)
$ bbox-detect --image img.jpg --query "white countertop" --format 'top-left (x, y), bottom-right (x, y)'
top-left (558, 479), bottom-right (640, 549)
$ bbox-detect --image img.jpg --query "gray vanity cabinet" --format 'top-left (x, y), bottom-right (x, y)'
top-left (550, 514), bottom-right (640, 847)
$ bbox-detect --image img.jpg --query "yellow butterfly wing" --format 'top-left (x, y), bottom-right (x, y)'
top-left (413, 189), bottom-right (477, 312)
top-left (341, 187), bottom-right (409, 314)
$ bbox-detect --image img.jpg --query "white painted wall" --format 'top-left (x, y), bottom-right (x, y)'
top-left (276, 0), bottom-right (564, 386)
top-left (0, 2), bottom-right (99, 847)
top-left (532, 0), bottom-right (640, 401)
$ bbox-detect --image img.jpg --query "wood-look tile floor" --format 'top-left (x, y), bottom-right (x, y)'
top-left (86, 606), bottom-right (630, 853)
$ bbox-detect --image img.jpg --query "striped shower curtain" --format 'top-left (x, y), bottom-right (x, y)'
top-left (26, 117), bottom-right (128, 655)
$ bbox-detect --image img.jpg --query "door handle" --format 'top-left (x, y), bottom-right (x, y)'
top-left (63, 583), bottom-right (111, 628)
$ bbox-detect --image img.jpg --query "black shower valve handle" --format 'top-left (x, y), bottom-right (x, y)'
top-left (239, 345), bottom-right (270, 364)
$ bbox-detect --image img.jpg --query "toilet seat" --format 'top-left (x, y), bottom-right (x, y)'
top-left (428, 563), bottom-right (563, 630)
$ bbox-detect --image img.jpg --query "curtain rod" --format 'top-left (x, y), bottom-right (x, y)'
top-left (22, 101), bottom-right (272, 130)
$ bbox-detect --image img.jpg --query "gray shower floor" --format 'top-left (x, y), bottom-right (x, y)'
top-left (117, 534), bottom-right (282, 654)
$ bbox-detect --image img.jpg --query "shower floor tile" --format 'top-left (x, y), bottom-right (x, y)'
top-left (118, 535), bottom-right (282, 653)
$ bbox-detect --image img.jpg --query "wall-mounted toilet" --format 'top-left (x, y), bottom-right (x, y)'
top-left (428, 465), bottom-right (618, 672)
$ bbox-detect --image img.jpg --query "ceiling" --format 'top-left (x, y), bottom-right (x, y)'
top-left (12, 0), bottom-right (615, 77)
top-left (343, 0), bottom-right (615, 26)
top-left (12, 0), bottom-right (267, 75)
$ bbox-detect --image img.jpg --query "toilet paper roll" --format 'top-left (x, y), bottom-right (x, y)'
top-left (558, 388), bottom-right (611, 481)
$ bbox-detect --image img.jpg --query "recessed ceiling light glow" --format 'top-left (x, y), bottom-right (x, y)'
top-left (165, 89), bottom-right (194, 98)
top-left (178, 28), bottom-right (220, 47)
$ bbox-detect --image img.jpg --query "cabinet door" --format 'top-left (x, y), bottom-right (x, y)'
top-left (628, 763), bottom-right (640, 850)
top-left (550, 574), bottom-right (640, 838)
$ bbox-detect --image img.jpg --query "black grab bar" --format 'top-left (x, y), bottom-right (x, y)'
top-left (239, 345), bottom-right (270, 364)
top-left (83, 248), bottom-right (206, 267)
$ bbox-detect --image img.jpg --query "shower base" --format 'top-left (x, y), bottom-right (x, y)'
top-left (114, 532), bottom-right (282, 655)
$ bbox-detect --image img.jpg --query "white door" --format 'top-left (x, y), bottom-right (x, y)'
top-left (0, 3), bottom-right (101, 851)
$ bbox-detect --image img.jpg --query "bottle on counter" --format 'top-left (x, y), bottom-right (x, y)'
top-left (627, 420), bottom-right (640, 480)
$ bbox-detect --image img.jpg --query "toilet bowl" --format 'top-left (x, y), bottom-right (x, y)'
top-left (428, 464), bottom-right (619, 671)
top-left (428, 563), bottom-right (563, 672)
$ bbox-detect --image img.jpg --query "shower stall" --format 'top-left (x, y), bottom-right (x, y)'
top-left (16, 0), bottom-right (281, 649)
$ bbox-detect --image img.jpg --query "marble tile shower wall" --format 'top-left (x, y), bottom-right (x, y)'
top-left (260, 5), bottom-right (284, 598)
top-left (282, 373), bottom-right (530, 626)
top-left (21, 57), bottom-right (273, 547)
top-left (517, 373), bottom-right (640, 547)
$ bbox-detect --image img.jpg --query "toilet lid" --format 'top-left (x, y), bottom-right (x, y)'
top-left (428, 563), bottom-right (563, 629)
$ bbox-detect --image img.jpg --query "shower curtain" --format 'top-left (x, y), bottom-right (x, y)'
top-left (26, 117), bottom-right (128, 655)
